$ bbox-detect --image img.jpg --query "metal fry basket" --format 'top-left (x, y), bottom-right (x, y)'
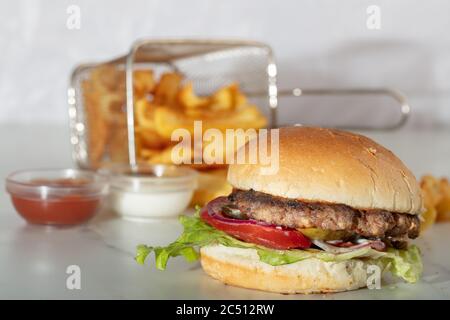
top-left (68, 39), bottom-right (410, 169)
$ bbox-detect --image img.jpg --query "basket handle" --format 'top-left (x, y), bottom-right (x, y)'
top-left (273, 87), bottom-right (411, 130)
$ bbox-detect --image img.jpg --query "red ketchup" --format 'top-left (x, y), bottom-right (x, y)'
top-left (11, 193), bottom-right (101, 225)
top-left (6, 171), bottom-right (107, 226)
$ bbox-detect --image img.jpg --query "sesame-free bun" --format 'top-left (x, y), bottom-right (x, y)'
top-left (200, 245), bottom-right (373, 294)
top-left (227, 127), bottom-right (423, 215)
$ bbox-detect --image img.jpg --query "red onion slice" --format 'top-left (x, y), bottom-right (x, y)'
top-left (313, 239), bottom-right (386, 253)
top-left (206, 197), bottom-right (290, 229)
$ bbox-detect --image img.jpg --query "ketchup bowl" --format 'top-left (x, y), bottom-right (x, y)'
top-left (6, 169), bottom-right (108, 226)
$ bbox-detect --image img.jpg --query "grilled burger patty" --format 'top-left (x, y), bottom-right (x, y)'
top-left (228, 189), bottom-right (420, 240)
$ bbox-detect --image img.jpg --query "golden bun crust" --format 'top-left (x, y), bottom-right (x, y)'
top-left (228, 127), bottom-right (423, 215)
top-left (200, 245), bottom-right (373, 294)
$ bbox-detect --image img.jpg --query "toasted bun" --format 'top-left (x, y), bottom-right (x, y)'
top-left (228, 127), bottom-right (423, 215)
top-left (200, 245), bottom-right (374, 294)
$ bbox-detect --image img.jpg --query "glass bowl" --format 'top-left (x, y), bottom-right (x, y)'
top-left (99, 164), bottom-right (197, 220)
top-left (6, 169), bottom-right (108, 225)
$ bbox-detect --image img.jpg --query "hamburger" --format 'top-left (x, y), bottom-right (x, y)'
top-left (137, 126), bottom-right (423, 294)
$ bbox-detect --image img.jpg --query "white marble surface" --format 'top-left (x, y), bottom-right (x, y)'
top-left (0, 124), bottom-right (450, 299)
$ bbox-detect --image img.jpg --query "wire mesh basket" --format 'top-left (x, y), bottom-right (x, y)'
top-left (68, 39), bottom-right (410, 169)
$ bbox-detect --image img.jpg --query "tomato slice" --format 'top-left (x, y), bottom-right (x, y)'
top-left (200, 197), bottom-right (311, 250)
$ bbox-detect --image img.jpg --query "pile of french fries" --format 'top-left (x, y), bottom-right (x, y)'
top-left (82, 65), bottom-right (156, 165)
top-left (82, 65), bottom-right (266, 167)
top-left (134, 72), bottom-right (267, 168)
top-left (420, 175), bottom-right (450, 231)
top-left (82, 64), bottom-right (267, 205)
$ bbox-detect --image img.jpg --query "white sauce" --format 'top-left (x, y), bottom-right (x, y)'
top-left (110, 188), bottom-right (194, 219)
top-left (100, 164), bottom-right (197, 220)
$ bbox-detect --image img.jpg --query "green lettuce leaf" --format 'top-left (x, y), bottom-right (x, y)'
top-left (136, 210), bottom-right (423, 283)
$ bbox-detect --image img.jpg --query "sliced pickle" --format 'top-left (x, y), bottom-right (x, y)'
top-left (298, 228), bottom-right (350, 241)
top-left (222, 205), bottom-right (248, 220)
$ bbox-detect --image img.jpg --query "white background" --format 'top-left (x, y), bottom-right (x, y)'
top-left (1, 0), bottom-right (450, 128)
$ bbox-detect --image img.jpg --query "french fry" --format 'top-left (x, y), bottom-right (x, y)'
top-left (153, 104), bottom-right (267, 139)
top-left (436, 178), bottom-right (450, 221)
top-left (147, 145), bottom-right (177, 164)
top-left (133, 70), bottom-right (155, 97)
top-left (108, 122), bottom-right (129, 163)
top-left (177, 82), bottom-right (210, 110)
top-left (208, 84), bottom-right (234, 111)
top-left (136, 128), bottom-right (166, 150)
top-left (135, 99), bottom-right (154, 129)
top-left (139, 148), bottom-right (160, 161)
top-left (418, 175), bottom-right (450, 230)
top-left (420, 189), bottom-right (438, 232)
top-left (90, 64), bottom-right (125, 92)
top-left (419, 175), bottom-right (442, 231)
top-left (153, 72), bottom-right (182, 106)
top-left (207, 83), bottom-right (247, 111)
top-left (231, 83), bottom-right (247, 108)
top-left (82, 73), bottom-right (126, 166)
top-left (82, 80), bottom-right (109, 165)
top-left (420, 175), bottom-right (443, 208)
top-left (190, 169), bottom-right (232, 206)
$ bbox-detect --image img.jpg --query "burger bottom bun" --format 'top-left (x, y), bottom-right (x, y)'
top-left (200, 245), bottom-right (375, 294)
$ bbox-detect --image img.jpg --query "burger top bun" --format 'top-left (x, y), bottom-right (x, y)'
top-left (227, 126), bottom-right (423, 215)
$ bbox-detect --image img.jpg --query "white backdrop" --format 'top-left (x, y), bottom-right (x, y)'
top-left (1, 0), bottom-right (450, 128)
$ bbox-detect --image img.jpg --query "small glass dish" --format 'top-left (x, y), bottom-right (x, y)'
top-left (99, 164), bottom-right (198, 220)
top-left (5, 169), bottom-right (108, 225)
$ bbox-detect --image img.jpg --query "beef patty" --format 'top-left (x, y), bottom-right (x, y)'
top-left (228, 189), bottom-right (420, 240)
